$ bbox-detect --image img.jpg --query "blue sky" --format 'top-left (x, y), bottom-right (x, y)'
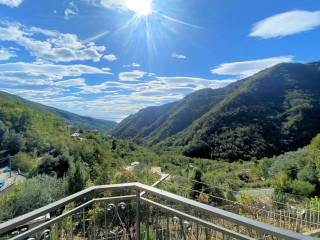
top-left (0, 0), bottom-right (319, 121)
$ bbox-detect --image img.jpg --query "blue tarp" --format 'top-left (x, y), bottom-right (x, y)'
top-left (0, 179), bottom-right (4, 188)
top-left (3, 166), bottom-right (11, 173)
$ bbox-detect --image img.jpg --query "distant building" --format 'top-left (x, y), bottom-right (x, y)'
top-left (71, 133), bottom-right (80, 138)
top-left (131, 162), bottom-right (140, 167)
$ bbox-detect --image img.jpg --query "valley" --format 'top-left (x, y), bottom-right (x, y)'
top-left (0, 61), bottom-right (320, 237)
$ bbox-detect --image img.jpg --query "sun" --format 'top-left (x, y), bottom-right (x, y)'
top-left (125, 0), bottom-right (153, 16)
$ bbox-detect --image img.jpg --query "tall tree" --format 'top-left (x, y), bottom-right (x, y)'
top-left (67, 161), bottom-right (88, 194)
top-left (190, 168), bottom-right (204, 199)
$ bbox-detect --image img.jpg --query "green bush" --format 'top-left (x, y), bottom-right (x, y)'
top-left (11, 152), bottom-right (36, 174)
top-left (290, 180), bottom-right (315, 196)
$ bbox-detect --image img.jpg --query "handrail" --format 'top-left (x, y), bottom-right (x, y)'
top-left (141, 197), bottom-right (254, 240)
top-left (134, 183), bottom-right (315, 240)
top-left (11, 196), bottom-right (253, 240)
top-left (0, 183), bottom-right (136, 235)
top-left (0, 182), bottom-right (316, 240)
top-left (10, 195), bottom-right (137, 240)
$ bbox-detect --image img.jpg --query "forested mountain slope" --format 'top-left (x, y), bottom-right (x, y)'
top-left (0, 91), bottom-right (116, 132)
top-left (113, 62), bottom-right (320, 161)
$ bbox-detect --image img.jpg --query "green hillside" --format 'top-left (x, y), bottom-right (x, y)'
top-left (0, 91), bottom-right (117, 132)
top-left (0, 89), bottom-right (166, 221)
top-left (113, 61), bottom-right (320, 161)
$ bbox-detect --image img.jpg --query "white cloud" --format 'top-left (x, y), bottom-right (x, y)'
top-left (132, 62), bottom-right (140, 67)
top-left (211, 56), bottom-right (294, 77)
top-left (4, 69), bottom-right (237, 121)
top-left (64, 2), bottom-right (79, 20)
top-left (86, 0), bottom-right (127, 11)
top-left (0, 0), bottom-right (23, 7)
top-left (10, 88), bottom-right (66, 98)
top-left (118, 70), bottom-right (146, 81)
top-left (74, 75), bottom-right (236, 120)
top-left (0, 47), bottom-right (16, 61)
top-left (55, 78), bottom-right (86, 87)
top-left (0, 61), bottom-right (110, 88)
top-left (123, 62), bottom-right (141, 68)
top-left (0, 21), bottom-right (106, 62)
top-left (250, 10), bottom-right (320, 39)
top-left (172, 52), bottom-right (187, 59)
top-left (103, 54), bottom-right (117, 61)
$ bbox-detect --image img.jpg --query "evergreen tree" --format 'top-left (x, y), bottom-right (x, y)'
top-left (190, 168), bottom-right (203, 199)
top-left (67, 161), bottom-right (88, 194)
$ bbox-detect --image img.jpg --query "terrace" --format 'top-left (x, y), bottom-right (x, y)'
top-left (0, 183), bottom-right (316, 240)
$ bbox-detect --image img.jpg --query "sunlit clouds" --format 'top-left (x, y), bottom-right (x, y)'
top-left (250, 10), bottom-right (320, 38)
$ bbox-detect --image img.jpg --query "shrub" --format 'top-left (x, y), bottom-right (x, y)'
top-left (291, 180), bottom-right (315, 197)
top-left (11, 152), bottom-right (36, 174)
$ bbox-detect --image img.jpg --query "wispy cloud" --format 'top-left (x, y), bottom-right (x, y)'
top-left (103, 54), bottom-right (118, 61)
top-left (0, 0), bottom-right (23, 8)
top-left (0, 47), bottom-right (16, 61)
top-left (0, 61), bottom-right (110, 88)
top-left (118, 70), bottom-right (146, 81)
top-left (211, 56), bottom-right (294, 77)
top-left (69, 75), bottom-right (236, 120)
top-left (172, 52), bottom-right (187, 59)
top-left (55, 78), bottom-right (86, 87)
top-left (123, 62), bottom-right (141, 68)
top-left (250, 10), bottom-right (320, 39)
top-left (64, 1), bottom-right (79, 20)
top-left (0, 20), bottom-right (106, 62)
top-left (132, 62), bottom-right (140, 67)
top-left (85, 0), bottom-right (128, 11)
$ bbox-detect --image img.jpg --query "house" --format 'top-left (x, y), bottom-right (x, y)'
top-left (71, 133), bottom-right (80, 138)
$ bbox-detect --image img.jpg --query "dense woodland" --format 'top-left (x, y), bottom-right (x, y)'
top-left (113, 62), bottom-right (320, 161)
top-left (1, 62), bottom-right (320, 224)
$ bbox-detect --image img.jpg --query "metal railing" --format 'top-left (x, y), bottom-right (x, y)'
top-left (0, 182), bottom-right (316, 240)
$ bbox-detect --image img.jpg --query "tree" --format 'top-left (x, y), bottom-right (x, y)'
top-left (291, 180), bottom-right (315, 197)
top-left (11, 152), bottom-right (36, 174)
top-left (0, 120), bottom-right (8, 147)
top-left (0, 175), bottom-right (66, 222)
top-left (190, 168), bottom-right (204, 199)
top-left (7, 133), bottom-right (25, 155)
top-left (272, 172), bottom-right (291, 193)
top-left (67, 161), bottom-right (88, 194)
top-left (38, 154), bottom-right (72, 178)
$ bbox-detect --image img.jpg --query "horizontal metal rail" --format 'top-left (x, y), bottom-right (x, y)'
top-left (10, 195), bottom-right (136, 240)
top-left (0, 183), bottom-right (136, 235)
top-left (141, 197), bottom-right (254, 240)
top-left (134, 183), bottom-right (315, 240)
top-left (0, 182), bottom-right (316, 240)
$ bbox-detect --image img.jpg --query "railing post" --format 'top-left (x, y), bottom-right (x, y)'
top-left (136, 190), bottom-right (141, 240)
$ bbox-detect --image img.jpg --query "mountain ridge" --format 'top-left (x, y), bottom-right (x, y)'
top-left (112, 61), bottom-right (320, 161)
top-left (0, 91), bottom-right (117, 132)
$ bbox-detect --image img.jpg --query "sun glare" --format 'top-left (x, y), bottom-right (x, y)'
top-left (125, 0), bottom-right (153, 16)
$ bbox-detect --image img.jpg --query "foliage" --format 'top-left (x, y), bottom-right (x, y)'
top-left (67, 161), bottom-right (89, 194)
top-left (290, 180), bottom-right (315, 196)
top-left (272, 190), bottom-right (288, 209)
top-left (11, 152), bottom-right (36, 174)
top-left (190, 168), bottom-right (203, 199)
top-left (113, 62), bottom-right (320, 161)
top-left (37, 154), bottom-right (72, 178)
top-left (6, 133), bottom-right (25, 155)
top-left (0, 175), bottom-right (66, 221)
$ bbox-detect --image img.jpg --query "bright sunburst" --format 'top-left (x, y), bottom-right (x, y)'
top-left (125, 0), bottom-right (153, 16)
